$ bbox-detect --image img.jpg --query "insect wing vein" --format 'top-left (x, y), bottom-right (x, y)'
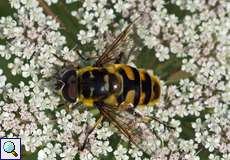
top-left (95, 17), bottom-right (140, 66)
top-left (96, 103), bottom-right (156, 155)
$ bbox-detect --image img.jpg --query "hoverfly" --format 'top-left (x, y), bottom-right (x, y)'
top-left (54, 17), bottom-right (171, 156)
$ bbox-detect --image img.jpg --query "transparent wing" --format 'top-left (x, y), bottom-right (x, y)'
top-left (96, 103), bottom-right (158, 156)
top-left (94, 17), bottom-right (140, 67)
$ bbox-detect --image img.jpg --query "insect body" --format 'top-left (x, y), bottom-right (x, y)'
top-left (61, 64), bottom-right (161, 108)
top-left (55, 17), bottom-right (169, 156)
top-left (60, 64), bottom-right (162, 155)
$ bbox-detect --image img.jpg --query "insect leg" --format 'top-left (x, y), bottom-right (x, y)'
top-left (70, 43), bottom-right (99, 63)
top-left (52, 54), bottom-right (80, 69)
top-left (151, 126), bottom-right (164, 147)
top-left (79, 114), bottom-right (104, 150)
top-left (75, 49), bottom-right (99, 62)
top-left (150, 115), bottom-right (175, 130)
top-left (126, 108), bottom-right (175, 146)
top-left (127, 109), bottom-right (167, 147)
top-left (114, 52), bottom-right (124, 64)
top-left (131, 109), bottom-right (175, 130)
top-left (117, 102), bottom-right (134, 111)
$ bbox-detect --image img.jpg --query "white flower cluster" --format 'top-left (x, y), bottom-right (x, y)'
top-left (0, 0), bottom-right (229, 159)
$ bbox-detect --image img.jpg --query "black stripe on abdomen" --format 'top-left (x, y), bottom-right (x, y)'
top-left (142, 72), bottom-right (152, 104)
top-left (117, 66), bottom-right (140, 107)
top-left (153, 81), bottom-right (160, 100)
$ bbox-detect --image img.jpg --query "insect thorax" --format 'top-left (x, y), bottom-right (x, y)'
top-left (78, 66), bottom-right (122, 107)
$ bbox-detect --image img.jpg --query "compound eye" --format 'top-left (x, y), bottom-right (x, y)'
top-left (61, 70), bottom-right (77, 103)
top-left (62, 83), bottom-right (76, 103)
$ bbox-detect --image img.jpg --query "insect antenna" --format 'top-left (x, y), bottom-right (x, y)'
top-left (55, 79), bottom-right (64, 90)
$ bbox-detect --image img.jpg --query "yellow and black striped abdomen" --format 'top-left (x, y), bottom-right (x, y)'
top-left (105, 64), bottom-right (161, 107)
top-left (138, 69), bottom-right (161, 106)
top-left (115, 65), bottom-right (141, 107)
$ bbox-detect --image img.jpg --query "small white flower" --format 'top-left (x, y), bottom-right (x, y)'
top-left (114, 145), bottom-right (129, 160)
top-left (205, 136), bottom-right (220, 152)
top-left (0, 45), bottom-right (11, 59)
top-left (79, 150), bottom-right (97, 160)
top-left (21, 63), bottom-right (32, 78)
top-left (155, 45), bottom-right (170, 62)
top-left (91, 140), bottom-right (112, 156)
top-left (9, 0), bottom-right (21, 9)
top-left (96, 124), bottom-right (113, 140)
top-left (83, 0), bottom-right (97, 11)
top-left (60, 147), bottom-right (78, 160)
top-left (77, 29), bottom-right (96, 44)
top-left (128, 146), bottom-right (143, 160)
top-left (38, 143), bottom-right (62, 160)
top-left (144, 35), bottom-right (159, 49)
